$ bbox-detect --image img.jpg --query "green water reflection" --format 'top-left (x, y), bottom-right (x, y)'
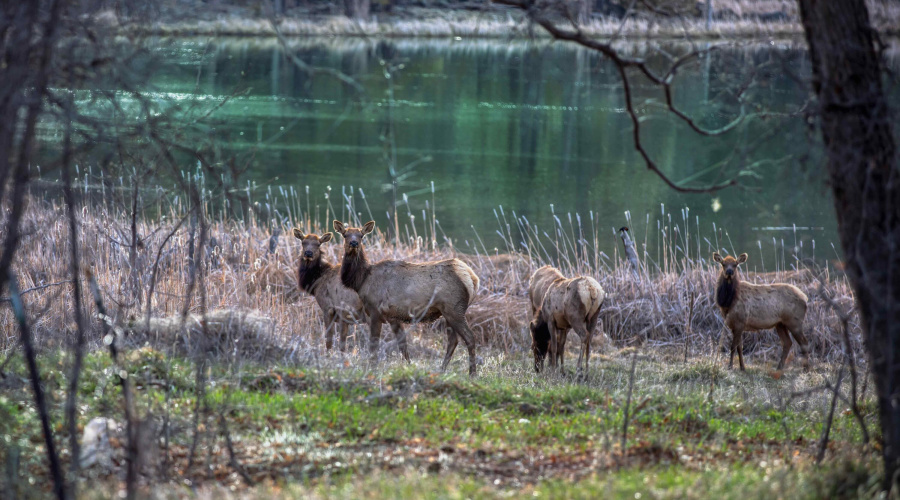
top-left (52, 37), bottom-right (900, 269)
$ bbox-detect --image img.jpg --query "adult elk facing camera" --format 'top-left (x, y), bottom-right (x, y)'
top-left (294, 229), bottom-right (365, 352)
top-left (528, 266), bottom-right (606, 374)
top-left (713, 252), bottom-right (810, 371)
top-left (333, 220), bottom-right (482, 376)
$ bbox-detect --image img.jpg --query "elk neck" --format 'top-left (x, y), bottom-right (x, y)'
top-left (716, 273), bottom-right (739, 309)
top-left (340, 245), bottom-right (371, 292)
top-left (298, 255), bottom-right (331, 295)
top-left (531, 317), bottom-right (550, 359)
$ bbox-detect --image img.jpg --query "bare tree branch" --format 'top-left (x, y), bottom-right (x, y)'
top-left (491, 0), bottom-right (748, 193)
top-left (61, 117), bottom-right (90, 493)
top-left (7, 273), bottom-right (66, 500)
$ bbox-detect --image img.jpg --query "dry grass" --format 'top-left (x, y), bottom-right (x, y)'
top-left (116, 1), bottom-right (900, 39)
top-left (1, 190), bottom-right (862, 376)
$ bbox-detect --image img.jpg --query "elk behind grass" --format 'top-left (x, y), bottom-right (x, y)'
top-left (528, 265), bottom-right (606, 374)
top-left (294, 229), bottom-right (365, 352)
top-left (713, 252), bottom-right (810, 370)
top-left (334, 220), bottom-right (481, 376)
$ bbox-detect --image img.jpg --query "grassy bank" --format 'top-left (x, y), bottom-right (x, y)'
top-left (0, 190), bottom-right (874, 497)
top-left (104, 2), bottom-right (900, 39)
top-left (0, 349), bottom-right (881, 498)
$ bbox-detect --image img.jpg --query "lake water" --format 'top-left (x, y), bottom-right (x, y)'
top-left (39, 37), bottom-right (900, 270)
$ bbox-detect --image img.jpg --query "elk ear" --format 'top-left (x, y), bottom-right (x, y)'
top-left (712, 252), bottom-right (723, 263)
top-left (737, 253), bottom-right (748, 264)
top-left (293, 228), bottom-right (305, 240)
top-left (319, 232), bottom-right (333, 244)
top-left (362, 220), bottom-right (376, 235)
top-left (333, 220), bottom-right (345, 235)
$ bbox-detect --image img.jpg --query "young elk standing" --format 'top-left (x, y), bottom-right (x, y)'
top-left (713, 252), bottom-right (810, 371)
top-left (294, 229), bottom-right (365, 352)
top-left (528, 266), bottom-right (606, 374)
top-left (333, 221), bottom-right (481, 376)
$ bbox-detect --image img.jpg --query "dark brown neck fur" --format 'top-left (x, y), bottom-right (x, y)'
top-left (531, 318), bottom-right (550, 361)
top-left (298, 255), bottom-right (332, 295)
top-left (340, 246), bottom-right (371, 292)
top-left (716, 274), bottom-right (739, 309)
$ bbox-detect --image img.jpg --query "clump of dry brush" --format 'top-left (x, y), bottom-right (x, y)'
top-left (0, 193), bottom-right (862, 372)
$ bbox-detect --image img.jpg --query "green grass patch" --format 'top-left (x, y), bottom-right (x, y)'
top-left (0, 347), bottom-right (881, 498)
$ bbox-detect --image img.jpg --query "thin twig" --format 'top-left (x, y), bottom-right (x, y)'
top-left (0, 280), bottom-right (76, 304)
top-left (269, 18), bottom-right (367, 99)
top-left (218, 412), bottom-right (255, 486)
top-left (816, 361), bottom-right (845, 464)
top-left (144, 214), bottom-right (189, 328)
top-left (621, 349), bottom-right (638, 451)
top-left (817, 280), bottom-right (869, 444)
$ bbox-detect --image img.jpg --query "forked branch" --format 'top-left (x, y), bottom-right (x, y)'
top-left (492, 0), bottom-right (746, 193)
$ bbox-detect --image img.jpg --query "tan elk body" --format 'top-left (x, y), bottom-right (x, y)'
top-left (713, 252), bottom-right (810, 370)
top-left (293, 229), bottom-right (365, 351)
top-left (528, 265), bottom-right (606, 374)
top-left (333, 221), bottom-right (482, 376)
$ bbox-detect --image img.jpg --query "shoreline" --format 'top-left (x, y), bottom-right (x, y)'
top-left (111, 7), bottom-right (900, 40)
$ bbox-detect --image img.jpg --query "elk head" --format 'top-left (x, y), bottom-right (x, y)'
top-left (333, 220), bottom-right (375, 254)
top-left (293, 228), bottom-right (332, 262)
top-left (529, 316), bottom-right (550, 373)
top-left (713, 252), bottom-right (748, 280)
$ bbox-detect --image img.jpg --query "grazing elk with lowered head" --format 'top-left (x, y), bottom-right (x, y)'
top-left (528, 265), bottom-right (606, 374)
top-left (713, 252), bottom-right (810, 371)
top-left (333, 220), bottom-right (482, 376)
top-left (294, 229), bottom-right (365, 352)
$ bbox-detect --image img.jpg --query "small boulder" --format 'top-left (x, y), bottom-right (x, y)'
top-left (79, 417), bottom-right (119, 470)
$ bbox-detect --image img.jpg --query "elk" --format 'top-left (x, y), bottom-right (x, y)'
top-left (713, 252), bottom-right (810, 371)
top-left (294, 228), bottom-right (365, 352)
top-left (333, 220), bottom-right (481, 376)
top-left (528, 265), bottom-right (606, 374)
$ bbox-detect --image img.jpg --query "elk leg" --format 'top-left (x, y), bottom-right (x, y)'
top-left (584, 332), bottom-right (592, 378)
top-left (547, 323), bottom-right (559, 371)
top-left (775, 324), bottom-right (792, 370)
top-left (557, 328), bottom-right (568, 371)
top-left (368, 315), bottom-right (383, 360)
top-left (445, 310), bottom-right (478, 377)
top-left (338, 321), bottom-right (349, 352)
top-left (459, 323), bottom-right (478, 377)
top-left (789, 325), bottom-right (811, 370)
top-left (441, 326), bottom-right (459, 372)
top-left (391, 321), bottom-right (411, 362)
top-left (736, 330), bottom-right (746, 371)
top-left (324, 311), bottom-right (336, 351)
top-left (728, 329), bottom-right (738, 369)
top-left (573, 324), bottom-right (591, 379)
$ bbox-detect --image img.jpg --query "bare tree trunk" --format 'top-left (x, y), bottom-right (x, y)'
top-left (7, 275), bottom-right (66, 500)
top-left (570, 0), bottom-right (590, 24)
top-left (344, 0), bottom-right (370, 20)
top-left (798, 0), bottom-right (899, 490)
top-left (61, 120), bottom-right (89, 496)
